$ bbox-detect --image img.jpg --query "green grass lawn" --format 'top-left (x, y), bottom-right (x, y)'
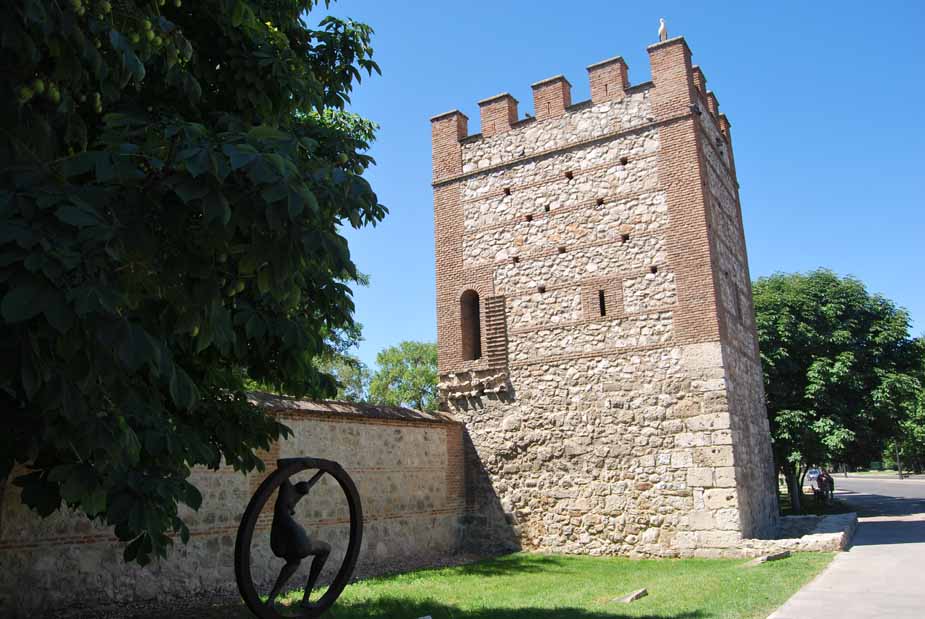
top-left (204, 552), bottom-right (834, 619)
top-left (778, 490), bottom-right (852, 516)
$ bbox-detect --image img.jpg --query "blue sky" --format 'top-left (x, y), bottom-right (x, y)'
top-left (315, 1), bottom-right (925, 369)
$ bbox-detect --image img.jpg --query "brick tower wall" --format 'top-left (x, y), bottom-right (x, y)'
top-left (432, 37), bottom-right (778, 557)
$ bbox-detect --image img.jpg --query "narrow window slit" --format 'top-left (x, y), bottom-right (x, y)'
top-left (544, 205), bottom-right (550, 212)
top-left (460, 290), bottom-right (482, 361)
top-left (598, 290), bottom-right (607, 317)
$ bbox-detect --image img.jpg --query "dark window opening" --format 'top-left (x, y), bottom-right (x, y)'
top-left (596, 197), bottom-right (605, 206)
top-left (621, 233), bottom-right (630, 243)
top-left (525, 214), bottom-right (533, 222)
top-left (512, 256), bottom-right (520, 264)
top-left (650, 266), bottom-right (658, 274)
top-left (620, 156), bottom-right (629, 166)
top-left (558, 246), bottom-right (566, 254)
top-left (565, 171), bottom-right (574, 180)
top-left (503, 187), bottom-right (511, 196)
top-left (544, 204), bottom-right (550, 212)
top-left (460, 290), bottom-right (482, 361)
top-left (598, 290), bottom-right (607, 317)
top-left (537, 284), bottom-right (546, 293)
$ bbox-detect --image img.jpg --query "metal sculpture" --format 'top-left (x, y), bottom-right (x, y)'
top-left (235, 458), bottom-right (363, 619)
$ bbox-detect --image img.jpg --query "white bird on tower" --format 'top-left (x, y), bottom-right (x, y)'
top-left (658, 18), bottom-right (668, 42)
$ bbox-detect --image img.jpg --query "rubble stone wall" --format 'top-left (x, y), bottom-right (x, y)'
top-left (0, 402), bottom-right (465, 617)
top-left (432, 38), bottom-right (779, 557)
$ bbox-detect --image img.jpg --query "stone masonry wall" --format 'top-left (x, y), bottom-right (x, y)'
top-left (0, 400), bottom-right (465, 617)
top-left (432, 38), bottom-right (778, 558)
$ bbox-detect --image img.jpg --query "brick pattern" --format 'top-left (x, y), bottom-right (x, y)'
top-left (587, 56), bottom-right (630, 103)
top-left (647, 37), bottom-right (722, 346)
top-left (433, 37), bottom-right (778, 557)
top-left (483, 295), bottom-right (510, 369)
top-left (532, 76), bottom-right (572, 121)
top-left (478, 94), bottom-right (518, 138)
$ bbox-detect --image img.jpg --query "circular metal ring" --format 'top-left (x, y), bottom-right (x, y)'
top-left (234, 457), bottom-right (363, 619)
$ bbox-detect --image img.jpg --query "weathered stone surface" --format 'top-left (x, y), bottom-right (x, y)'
top-left (434, 43), bottom-right (779, 561)
top-left (0, 401), bottom-right (466, 616)
top-left (613, 587), bottom-right (649, 603)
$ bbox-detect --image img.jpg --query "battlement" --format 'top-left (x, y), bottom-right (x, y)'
top-left (431, 31), bottom-right (777, 556)
top-left (432, 37), bottom-right (731, 183)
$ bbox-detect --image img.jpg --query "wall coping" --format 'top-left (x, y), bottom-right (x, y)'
top-left (248, 392), bottom-right (461, 425)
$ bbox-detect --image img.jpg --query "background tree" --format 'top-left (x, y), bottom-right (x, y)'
top-left (315, 354), bottom-right (371, 402)
top-left (883, 338), bottom-right (925, 473)
top-left (753, 270), bottom-right (921, 512)
top-left (369, 341), bottom-right (438, 411)
top-left (0, 0), bottom-right (384, 564)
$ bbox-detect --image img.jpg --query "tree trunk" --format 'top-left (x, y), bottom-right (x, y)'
top-left (896, 443), bottom-right (903, 480)
top-left (785, 464), bottom-right (802, 514)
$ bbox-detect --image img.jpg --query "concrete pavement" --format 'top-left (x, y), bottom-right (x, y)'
top-left (769, 476), bottom-right (925, 619)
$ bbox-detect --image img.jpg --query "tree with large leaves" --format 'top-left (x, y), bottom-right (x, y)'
top-left (369, 341), bottom-right (438, 412)
top-left (753, 270), bottom-right (921, 512)
top-left (0, 0), bottom-right (385, 564)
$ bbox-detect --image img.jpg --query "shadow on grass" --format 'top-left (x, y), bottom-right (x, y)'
top-left (451, 553), bottom-right (573, 577)
top-left (324, 597), bottom-right (707, 619)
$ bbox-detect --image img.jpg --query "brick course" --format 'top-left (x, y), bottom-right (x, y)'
top-left (433, 36), bottom-right (778, 556)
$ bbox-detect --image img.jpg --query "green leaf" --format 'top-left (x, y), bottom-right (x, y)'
top-left (118, 322), bottom-right (161, 372)
top-left (257, 269), bottom-right (271, 295)
top-left (1, 282), bottom-right (43, 322)
top-left (222, 144), bottom-right (258, 170)
top-left (203, 192), bottom-right (231, 226)
top-left (61, 464), bottom-right (98, 504)
top-left (169, 366), bottom-right (199, 410)
top-left (56, 205), bottom-right (101, 227)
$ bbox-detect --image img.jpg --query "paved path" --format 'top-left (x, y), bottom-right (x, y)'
top-left (769, 476), bottom-right (925, 618)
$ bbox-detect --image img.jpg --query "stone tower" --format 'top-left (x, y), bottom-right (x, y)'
top-left (431, 36), bottom-right (778, 557)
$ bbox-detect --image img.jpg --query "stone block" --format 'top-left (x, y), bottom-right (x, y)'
top-left (688, 511), bottom-right (715, 530)
top-left (714, 509), bottom-right (740, 530)
top-left (680, 342), bottom-right (723, 370)
top-left (502, 415), bottom-right (522, 431)
top-left (704, 489), bottom-right (737, 510)
top-left (674, 432), bottom-right (710, 448)
top-left (713, 467), bottom-right (737, 487)
top-left (711, 429), bottom-right (733, 445)
top-left (697, 530), bottom-right (742, 548)
top-left (686, 467), bottom-right (713, 487)
top-left (670, 451), bottom-right (692, 468)
top-left (693, 446), bottom-right (734, 467)
top-left (671, 398), bottom-right (702, 418)
top-left (686, 413), bottom-right (730, 432)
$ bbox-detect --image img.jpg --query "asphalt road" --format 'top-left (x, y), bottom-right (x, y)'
top-left (770, 474), bottom-right (925, 618)
top-left (834, 474), bottom-right (925, 517)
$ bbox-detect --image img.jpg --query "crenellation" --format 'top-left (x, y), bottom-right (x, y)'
top-left (462, 92), bottom-right (653, 173)
top-left (433, 38), bottom-right (778, 558)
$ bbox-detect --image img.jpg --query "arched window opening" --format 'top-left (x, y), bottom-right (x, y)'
top-left (460, 290), bottom-right (482, 361)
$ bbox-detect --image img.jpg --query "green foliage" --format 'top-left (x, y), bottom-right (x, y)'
top-left (753, 270), bottom-right (921, 510)
top-left (1, 0), bottom-right (385, 564)
top-left (315, 354), bottom-right (371, 402)
top-left (369, 341), bottom-right (438, 411)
